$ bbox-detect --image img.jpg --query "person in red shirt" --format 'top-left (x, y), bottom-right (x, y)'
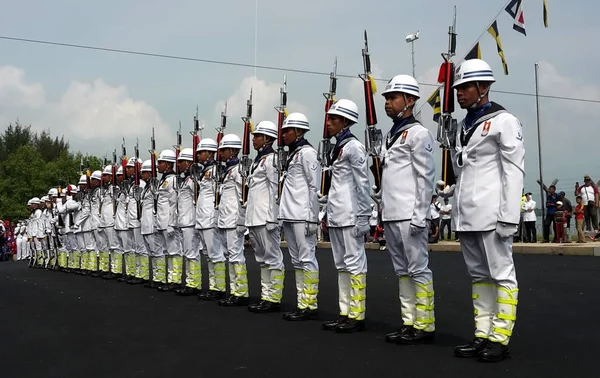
top-left (553, 202), bottom-right (568, 243)
top-left (574, 196), bottom-right (586, 243)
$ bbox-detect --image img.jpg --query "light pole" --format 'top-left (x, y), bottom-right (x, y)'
top-left (406, 30), bottom-right (420, 78)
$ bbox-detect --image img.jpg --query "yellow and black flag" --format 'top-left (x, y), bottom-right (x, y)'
top-left (487, 21), bottom-right (509, 75)
top-left (543, 0), bottom-right (549, 28)
top-left (465, 42), bottom-right (482, 60)
top-left (427, 88), bottom-right (441, 122)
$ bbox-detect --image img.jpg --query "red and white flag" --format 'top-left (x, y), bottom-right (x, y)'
top-left (505, 0), bottom-right (526, 36)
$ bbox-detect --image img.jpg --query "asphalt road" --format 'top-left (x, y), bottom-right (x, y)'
top-left (1, 249), bottom-right (598, 378)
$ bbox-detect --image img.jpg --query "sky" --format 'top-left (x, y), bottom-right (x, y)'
top-left (0, 0), bottom-right (597, 201)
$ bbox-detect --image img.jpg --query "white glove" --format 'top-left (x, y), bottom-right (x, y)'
top-left (317, 193), bottom-right (328, 205)
top-left (240, 202), bottom-right (247, 210)
top-left (266, 222), bottom-right (279, 232)
top-left (305, 222), bottom-right (318, 236)
top-left (167, 226), bottom-right (175, 237)
top-left (371, 188), bottom-right (382, 205)
top-left (436, 184), bottom-right (455, 198)
top-left (495, 222), bottom-right (517, 239)
top-left (71, 224), bottom-right (80, 231)
top-left (410, 223), bottom-right (425, 236)
top-left (237, 225), bottom-right (247, 234)
top-left (353, 217), bottom-right (371, 237)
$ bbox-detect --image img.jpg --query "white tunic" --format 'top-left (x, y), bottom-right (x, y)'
top-left (127, 180), bottom-right (145, 229)
top-left (99, 185), bottom-right (115, 228)
top-left (140, 182), bottom-right (156, 236)
top-left (114, 186), bottom-right (129, 231)
top-left (90, 188), bottom-right (101, 230)
top-left (278, 143), bottom-right (321, 223)
top-left (245, 151), bottom-right (279, 227)
top-left (522, 200), bottom-right (537, 222)
top-left (450, 103), bottom-right (525, 232)
top-left (177, 175), bottom-right (196, 228)
top-left (156, 173), bottom-right (177, 231)
top-left (217, 163), bottom-right (243, 229)
top-left (66, 197), bottom-right (82, 233)
top-left (327, 137), bottom-right (371, 227)
top-left (195, 164), bottom-right (217, 230)
top-left (380, 120), bottom-right (435, 228)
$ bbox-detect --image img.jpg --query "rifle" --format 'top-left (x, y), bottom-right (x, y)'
top-left (360, 30), bottom-right (383, 192)
top-left (214, 102), bottom-right (227, 207)
top-left (174, 122), bottom-right (183, 190)
top-left (56, 185), bottom-right (66, 229)
top-left (191, 106), bottom-right (204, 204)
top-left (112, 147), bottom-right (118, 215)
top-left (240, 89), bottom-right (253, 205)
top-left (149, 128), bottom-right (159, 214)
top-left (275, 75), bottom-right (288, 202)
top-left (134, 138), bottom-right (143, 221)
top-left (121, 138), bottom-right (129, 193)
top-left (435, 8), bottom-right (458, 187)
top-left (318, 58), bottom-right (337, 197)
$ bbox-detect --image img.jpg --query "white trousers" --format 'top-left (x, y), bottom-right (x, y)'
top-left (384, 221), bottom-right (433, 284)
top-left (58, 234), bottom-right (67, 253)
top-left (329, 226), bottom-right (368, 275)
top-left (117, 229), bottom-right (133, 253)
top-left (155, 229), bottom-right (182, 257)
top-left (249, 225), bottom-right (284, 271)
top-left (131, 228), bottom-right (147, 256)
top-left (143, 234), bottom-right (161, 257)
top-left (95, 229), bottom-right (107, 251)
top-left (16, 236), bottom-right (23, 260)
top-left (76, 233), bottom-right (86, 252)
top-left (459, 231), bottom-right (518, 289)
top-left (84, 231), bottom-right (97, 252)
top-left (282, 222), bottom-right (318, 272)
top-left (215, 228), bottom-right (245, 264)
top-left (198, 228), bottom-right (223, 263)
top-left (181, 227), bottom-right (199, 259)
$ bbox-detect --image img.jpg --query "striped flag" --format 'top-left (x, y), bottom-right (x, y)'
top-left (427, 88), bottom-right (441, 122)
top-left (543, 0), bottom-right (549, 27)
top-left (465, 42), bottom-right (482, 60)
top-left (505, 0), bottom-right (526, 36)
top-left (488, 21), bottom-right (509, 75)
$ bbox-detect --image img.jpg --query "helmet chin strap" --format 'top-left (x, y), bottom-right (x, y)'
top-left (395, 94), bottom-right (411, 119)
top-left (470, 83), bottom-right (490, 109)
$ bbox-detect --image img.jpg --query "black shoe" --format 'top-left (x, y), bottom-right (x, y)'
top-left (145, 281), bottom-right (162, 289)
top-left (396, 327), bottom-right (435, 345)
top-left (117, 275), bottom-right (132, 282)
top-left (248, 300), bottom-right (281, 313)
top-left (283, 308), bottom-right (318, 321)
top-left (90, 271), bottom-right (103, 277)
top-left (335, 318), bottom-right (365, 333)
top-left (454, 337), bottom-right (489, 358)
top-left (127, 277), bottom-right (144, 285)
top-left (198, 290), bottom-right (226, 301)
top-left (477, 341), bottom-right (510, 362)
top-left (157, 283), bottom-right (174, 292)
top-left (102, 273), bottom-right (118, 280)
top-left (322, 316), bottom-right (348, 331)
top-left (385, 325), bottom-right (413, 343)
top-left (175, 286), bottom-right (200, 296)
top-left (218, 295), bottom-right (249, 307)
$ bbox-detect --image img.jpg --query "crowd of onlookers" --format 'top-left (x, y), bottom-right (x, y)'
top-left (0, 220), bottom-right (17, 261)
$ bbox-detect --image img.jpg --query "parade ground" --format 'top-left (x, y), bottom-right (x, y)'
top-left (1, 247), bottom-right (598, 378)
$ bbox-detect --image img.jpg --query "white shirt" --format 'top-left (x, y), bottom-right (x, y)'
top-left (245, 151), bottom-right (279, 227)
top-left (370, 209), bottom-right (378, 226)
top-left (440, 203), bottom-right (452, 220)
top-left (195, 164), bottom-right (217, 230)
top-left (522, 199), bottom-right (537, 222)
top-left (430, 202), bottom-right (440, 219)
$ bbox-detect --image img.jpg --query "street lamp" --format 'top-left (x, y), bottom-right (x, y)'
top-left (406, 30), bottom-right (420, 78)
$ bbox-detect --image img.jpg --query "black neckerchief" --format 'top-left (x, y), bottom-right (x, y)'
top-left (385, 115), bottom-right (418, 149)
top-left (328, 129), bottom-right (356, 166)
top-left (459, 102), bottom-right (507, 147)
top-left (285, 138), bottom-right (312, 170)
top-left (159, 171), bottom-right (175, 187)
top-left (251, 145), bottom-right (274, 173)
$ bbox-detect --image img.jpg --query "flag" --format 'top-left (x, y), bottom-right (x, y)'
top-left (465, 42), bottom-right (482, 60)
top-left (543, 0), bottom-right (549, 27)
top-left (488, 21), bottom-right (509, 75)
top-left (427, 88), bottom-right (441, 123)
top-left (505, 0), bottom-right (526, 36)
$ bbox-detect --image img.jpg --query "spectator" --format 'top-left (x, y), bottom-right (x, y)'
top-left (429, 195), bottom-right (440, 243)
top-left (575, 175), bottom-right (599, 232)
top-left (522, 192), bottom-right (537, 243)
top-left (558, 191), bottom-right (573, 242)
top-left (554, 201), bottom-right (568, 243)
top-left (369, 204), bottom-right (378, 241)
top-left (574, 196), bottom-right (586, 243)
top-left (516, 192), bottom-right (526, 242)
top-left (439, 198), bottom-right (452, 240)
top-left (543, 185), bottom-right (559, 243)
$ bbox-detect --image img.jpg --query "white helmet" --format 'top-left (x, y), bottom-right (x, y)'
top-left (282, 112), bottom-right (310, 130)
top-left (48, 188), bottom-right (58, 197)
top-left (436, 180), bottom-right (446, 188)
top-left (218, 134), bottom-right (242, 150)
top-left (327, 99), bottom-right (359, 124)
top-left (41, 195), bottom-right (50, 202)
top-left (67, 184), bottom-right (79, 194)
top-left (178, 148), bottom-right (194, 161)
top-left (116, 166), bottom-right (124, 175)
top-left (78, 174), bottom-right (87, 185)
top-left (382, 74), bottom-right (420, 98)
top-left (102, 165), bottom-right (113, 175)
top-left (31, 197), bottom-right (41, 205)
top-left (141, 159), bottom-right (153, 172)
top-left (91, 170), bottom-right (102, 180)
top-left (127, 157), bottom-right (143, 167)
top-left (197, 138), bottom-right (218, 152)
top-left (27, 198), bottom-right (34, 206)
top-left (453, 59), bottom-right (495, 88)
top-left (158, 149), bottom-right (176, 163)
top-left (252, 121), bottom-right (278, 139)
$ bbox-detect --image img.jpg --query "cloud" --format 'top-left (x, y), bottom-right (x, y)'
top-left (347, 62), bottom-right (384, 114)
top-left (214, 76), bottom-right (309, 137)
top-left (0, 66), bottom-right (45, 108)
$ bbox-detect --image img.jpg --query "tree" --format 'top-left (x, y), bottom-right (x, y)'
top-left (0, 120), bottom-right (33, 161)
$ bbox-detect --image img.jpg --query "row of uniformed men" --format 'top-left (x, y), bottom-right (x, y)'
top-left (21, 59), bottom-right (524, 362)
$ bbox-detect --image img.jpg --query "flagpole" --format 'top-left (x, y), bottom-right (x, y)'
top-left (535, 62), bottom-right (545, 224)
top-left (254, 0), bottom-right (258, 79)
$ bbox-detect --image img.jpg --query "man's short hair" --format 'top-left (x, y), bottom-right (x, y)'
top-left (549, 185), bottom-right (556, 189)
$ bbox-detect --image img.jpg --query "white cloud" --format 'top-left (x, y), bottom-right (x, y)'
top-left (214, 76), bottom-right (309, 137)
top-left (0, 66), bottom-right (45, 108)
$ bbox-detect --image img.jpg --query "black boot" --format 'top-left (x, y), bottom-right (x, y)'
top-left (156, 283), bottom-right (174, 292)
top-left (248, 300), bottom-right (281, 313)
top-left (117, 275), bottom-right (131, 282)
top-left (283, 308), bottom-right (318, 321)
top-left (198, 290), bottom-right (226, 301)
top-left (218, 295), bottom-right (249, 307)
top-left (175, 286), bottom-right (200, 296)
top-left (127, 277), bottom-right (144, 285)
top-left (385, 325), bottom-right (413, 343)
top-left (322, 316), bottom-right (348, 331)
top-left (477, 341), bottom-right (510, 362)
top-left (335, 318), bottom-right (365, 333)
top-left (454, 337), bottom-right (489, 358)
top-left (396, 327), bottom-right (435, 345)
top-left (145, 281), bottom-right (161, 289)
